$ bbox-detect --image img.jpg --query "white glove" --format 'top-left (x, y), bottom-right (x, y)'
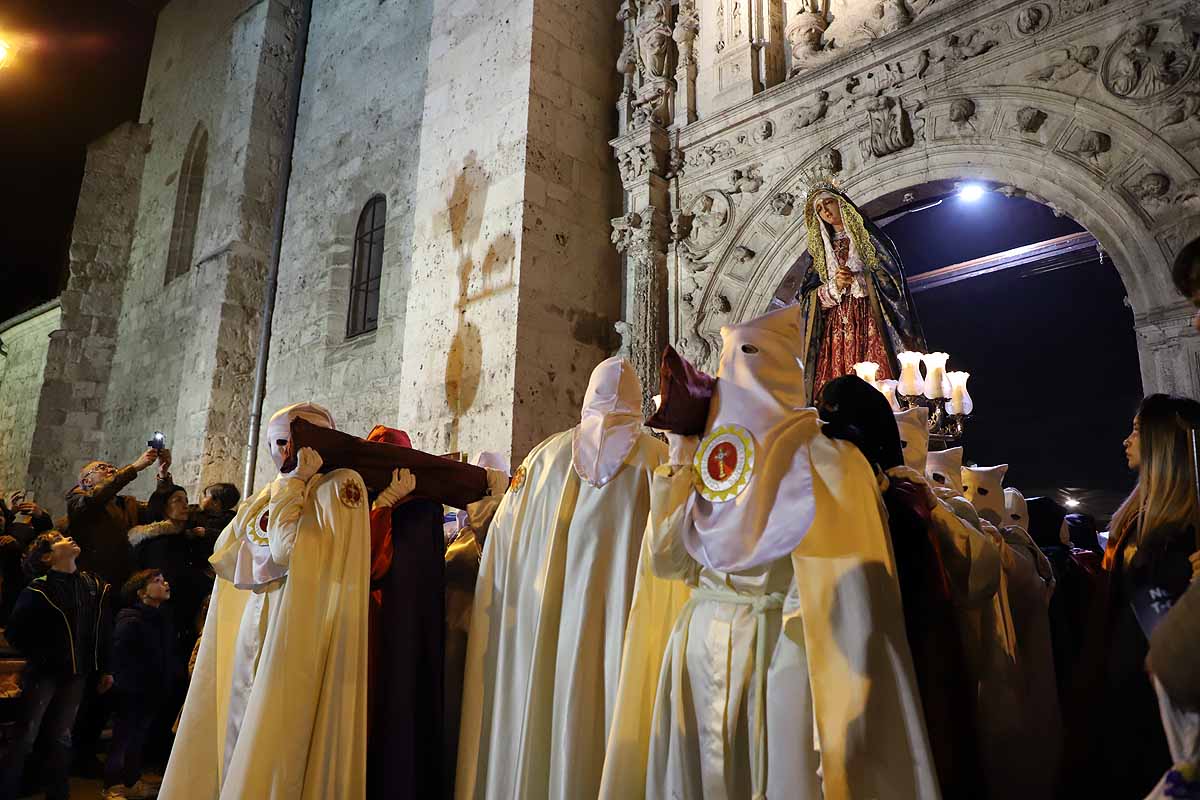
top-left (373, 468), bottom-right (416, 510)
top-left (284, 447), bottom-right (323, 482)
top-left (666, 433), bottom-right (700, 467)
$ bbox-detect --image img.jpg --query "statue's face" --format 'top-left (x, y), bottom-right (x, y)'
top-left (814, 194), bottom-right (843, 228)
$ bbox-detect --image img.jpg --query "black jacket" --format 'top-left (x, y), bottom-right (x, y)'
top-left (111, 601), bottom-right (178, 699)
top-left (7, 570), bottom-right (111, 676)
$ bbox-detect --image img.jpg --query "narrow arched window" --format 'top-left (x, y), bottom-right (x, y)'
top-left (347, 195), bottom-right (386, 338)
top-left (165, 124), bottom-right (208, 284)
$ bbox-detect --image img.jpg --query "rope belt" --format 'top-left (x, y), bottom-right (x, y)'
top-left (684, 587), bottom-right (786, 800)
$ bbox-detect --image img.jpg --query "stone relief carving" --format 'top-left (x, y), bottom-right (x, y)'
top-left (617, 143), bottom-right (660, 185)
top-left (949, 97), bottom-right (977, 126)
top-left (816, 146), bottom-right (844, 174)
top-left (786, 4), bottom-right (832, 77)
top-left (667, 147), bottom-right (686, 178)
top-left (1127, 173), bottom-right (1200, 215)
top-left (685, 139), bottom-right (738, 172)
top-left (1131, 172), bottom-right (1171, 202)
top-left (670, 208), bottom-right (692, 243)
top-left (790, 91), bottom-right (831, 130)
top-left (729, 165), bottom-right (764, 194)
top-left (772, 192), bottom-right (797, 215)
top-left (1068, 129), bottom-right (1112, 161)
top-left (753, 119), bottom-right (775, 143)
top-left (1101, 21), bottom-right (1199, 105)
top-left (860, 0), bottom-right (913, 41)
top-left (716, 0), bottom-right (726, 53)
top-left (674, 0), bottom-right (699, 67)
top-left (710, 293), bottom-right (732, 314)
top-left (1027, 45), bottom-right (1099, 83)
top-left (610, 211), bottom-right (644, 252)
top-left (1017, 4), bottom-right (1051, 35)
top-left (944, 25), bottom-right (1007, 63)
top-left (673, 0), bottom-right (700, 125)
top-left (633, 0), bottom-right (677, 126)
top-left (997, 185), bottom-right (1069, 218)
top-left (861, 96), bottom-right (915, 159)
top-left (678, 333), bottom-right (711, 365)
top-left (1016, 106), bottom-right (1048, 133)
top-left (734, 245), bottom-right (756, 263)
top-left (682, 191), bottom-right (733, 255)
top-left (1059, 0), bottom-right (1107, 18)
top-left (1163, 92), bottom-right (1200, 128)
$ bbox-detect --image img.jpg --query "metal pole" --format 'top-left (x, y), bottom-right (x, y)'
top-left (242, 0), bottom-right (314, 499)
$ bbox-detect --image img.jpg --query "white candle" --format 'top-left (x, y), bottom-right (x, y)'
top-left (897, 352), bottom-right (925, 397)
top-left (947, 371), bottom-right (973, 415)
top-left (878, 379), bottom-right (901, 411)
top-left (922, 352), bottom-right (949, 400)
top-left (852, 361), bottom-right (880, 384)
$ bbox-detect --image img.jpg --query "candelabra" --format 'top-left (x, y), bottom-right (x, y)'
top-left (852, 352), bottom-right (973, 443)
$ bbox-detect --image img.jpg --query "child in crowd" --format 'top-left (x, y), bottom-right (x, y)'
top-left (0, 531), bottom-right (112, 800)
top-left (102, 569), bottom-right (176, 800)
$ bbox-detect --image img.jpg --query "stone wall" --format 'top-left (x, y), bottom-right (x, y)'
top-left (26, 122), bottom-right (149, 514)
top-left (0, 303), bottom-right (61, 502)
top-left (103, 0), bottom-right (302, 500)
top-left (256, 0), bottom-right (436, 488)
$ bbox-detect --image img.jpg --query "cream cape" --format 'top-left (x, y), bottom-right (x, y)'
top-left (602, 418), bottom-right (939, 800)
top-left (455, 427), bottom-right (668, 800)
top-left (159, 469), bottom-right (370, 799)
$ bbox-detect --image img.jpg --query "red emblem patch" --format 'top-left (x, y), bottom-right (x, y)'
top-left (707, 442), bottom-right (739, 482)
top-left (258, 511), bottom-right (269, 532)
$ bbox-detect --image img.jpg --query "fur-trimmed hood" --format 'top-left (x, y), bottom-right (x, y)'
top-left (128, 520), bottom-right (182, 549)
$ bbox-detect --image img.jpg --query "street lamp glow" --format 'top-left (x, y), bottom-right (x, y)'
top-left (1064, 497), bottom-right (1080, 509)
top-left (958, 184), bottom-right (986, 202)
top-left (0, 40), bottom-right (11, 70)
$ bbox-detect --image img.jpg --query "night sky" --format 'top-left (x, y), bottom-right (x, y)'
top-left (0, 1), bottom-right (156, 321)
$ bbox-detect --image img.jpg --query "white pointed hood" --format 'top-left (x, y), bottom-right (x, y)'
top-left (895, 407), bottom-right (929, 472)
top-left (572, 357), bottom-right (644, 488)
top-left (925, 447), bottom-right (965, 496)
top-left (682, 305), bottom-right (818, 572)
top-left (962, 464), bottom-right (1009, 526)
top-left (1004, 487), bottom-right (1028, 529)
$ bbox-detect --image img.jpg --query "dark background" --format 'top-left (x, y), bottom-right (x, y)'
top-left (884, 190), bottom-right (1141, 521)
top-left (0, 0), bottom-right (159, 321)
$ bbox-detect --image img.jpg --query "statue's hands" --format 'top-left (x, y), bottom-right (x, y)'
top-left (284, 447), bottom-right (323, 483)
top-left (835, 266), bottom-right (854, 291)
top-left (373, 468), bottom-right (416, 510)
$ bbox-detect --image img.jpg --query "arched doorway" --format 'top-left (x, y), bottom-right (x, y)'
top-left (766, 180), bottom-right (1142, 518)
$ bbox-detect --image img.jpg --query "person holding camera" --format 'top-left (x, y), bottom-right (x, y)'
top-left (67, 444), bottom-right (172, 594)
top-left (0, 531), bottom-right (112, 800)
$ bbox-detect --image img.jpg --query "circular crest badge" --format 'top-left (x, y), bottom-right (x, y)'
top-left (694, 424), bottom-right (755, 502)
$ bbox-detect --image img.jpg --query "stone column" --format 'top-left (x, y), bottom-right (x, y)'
top-left (612, 123), bottom-right (672, 413)
top-left (673, 0), bottom-right (699, 127)
top-left (1134, 302), bottom-right (1200, 398)
top-left (705, 0), bottom-right (785, 111)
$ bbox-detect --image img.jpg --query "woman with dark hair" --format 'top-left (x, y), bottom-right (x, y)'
top-left (1082, 394), bottom-right (1200, 797)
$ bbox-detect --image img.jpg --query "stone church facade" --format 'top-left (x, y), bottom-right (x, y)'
top-left (6, 0), bottom-right (1199, 506)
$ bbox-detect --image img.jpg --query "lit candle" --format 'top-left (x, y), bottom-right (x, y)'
top-left (878, 379), bottom-right (901, 411)
top-left (922, 352), bottom-right (949, 400)
top-left (897, 352), bottom-right (925, 397)
top-left (852, 361), bottom-right (880, 384)
top-left (947, 371), bottom-right (973, 415)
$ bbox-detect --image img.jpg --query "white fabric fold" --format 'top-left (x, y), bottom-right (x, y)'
top-left (571, 357), bottom-right (644, 488)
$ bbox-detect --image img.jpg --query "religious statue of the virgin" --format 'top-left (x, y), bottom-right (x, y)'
top-left (793, 185), bottom-right (926, 402)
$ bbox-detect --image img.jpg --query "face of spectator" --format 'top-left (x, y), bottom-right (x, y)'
top-left (165, 490), bottom-right (189, 523)
top-left (140, 574), bottom-right (171, 604)
top-left (1189, 288), bottom-right (1200, 333)
top-left (47, 532), bottom-right (81, 568)
top-left (80, 461), bottom-right (117, 491)
top-left (200, 489), bottom-right (220, 514)
top-left (1124, 415), bottom-right (1141, 471)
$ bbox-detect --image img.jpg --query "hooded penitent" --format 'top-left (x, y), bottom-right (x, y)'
top-left (895, 407), bottom-right (930, 473)
top-left (456, 358), bottom-right (669, 800)
top-left (817, 375), bottom-right (904, 471)
top-left (793, 187), bottom-right (926, 402)
top-left (962, 464), bottom-right (1009, 526)
top-left (1004, 487), bottom-right (1029, 530)
top-left (572, 357), bottom-right (644, 488)
top-left (926, 447), bottom-right (966, 496)
top-left (601, 305), bottom-right (939, 800)
top-left (682, 305), bottom-right (817, 572)
top-left (162, 402), bottom-right (370, 800)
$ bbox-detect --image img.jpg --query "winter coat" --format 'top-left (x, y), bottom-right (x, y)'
top-left (66, 467), bottom-right (169, 589)
top-left (7, 570), bottom-right (111, 677)
top-left (111, 601), bottom-right (178, 700)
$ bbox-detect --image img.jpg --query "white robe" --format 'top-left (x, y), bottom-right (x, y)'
top-left (159, 469), bottom-right (371, 800)
top-left (603, 419), bottom-right (939, 800)
top-left (454, 428), bottom-right (668, 800)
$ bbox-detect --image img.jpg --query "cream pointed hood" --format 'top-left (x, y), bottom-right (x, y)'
top-left (572, 357), bottom-right (644, 488)
top-left (682, 305), bottom-right (818, 572)
top-left (895, 407), bottom-right (929, 472)
top-left (266, 401), bottom-right (336, 469)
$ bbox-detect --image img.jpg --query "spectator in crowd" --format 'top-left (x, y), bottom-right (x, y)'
top-left (103, 569), bottom-right (176, 800)
top-left (183, 482), bottom-right (239, 592)
top-left (0, 492), bottom-right (53, 623)
top-left (1083, 394), bottom-right (1200, 797)
top-left (67, 447), bottom-right (172, 593)
top-left (0, 531), bottom-right (111, 800)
